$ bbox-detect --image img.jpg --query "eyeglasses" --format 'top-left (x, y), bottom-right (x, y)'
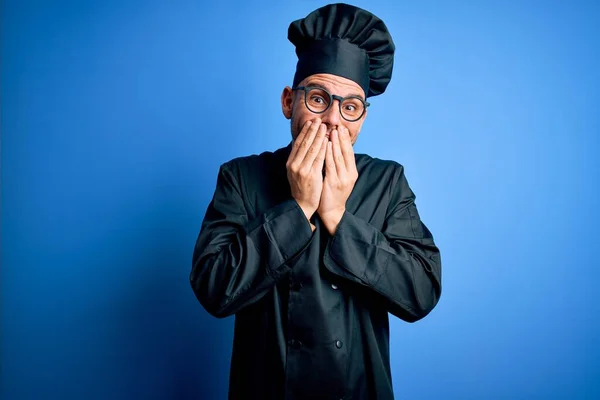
top-left (292, 86), bottom-right (370, 122)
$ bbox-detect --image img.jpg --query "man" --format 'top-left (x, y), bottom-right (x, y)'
top-left (190, 3), bottom-right (442, 399)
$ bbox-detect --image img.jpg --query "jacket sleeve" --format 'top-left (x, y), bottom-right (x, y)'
top-left (190, 162), bottom-right (314, 318)
top-left (323, 164), bottom-right (442, 323)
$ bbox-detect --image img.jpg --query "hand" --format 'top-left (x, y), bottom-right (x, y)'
top-left (318, 126), bottom-right (358, 235)
top-left (286, 118), bottom-right (328, 229)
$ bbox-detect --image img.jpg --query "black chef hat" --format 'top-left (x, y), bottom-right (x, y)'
top-left (288, 3), bottom-right (395, 98)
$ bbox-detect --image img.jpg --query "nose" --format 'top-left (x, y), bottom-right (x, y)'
top-left (320, 98), bottom-right (343, 128)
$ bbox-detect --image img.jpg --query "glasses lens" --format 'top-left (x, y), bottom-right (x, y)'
top-left (305, 88), bottom-right (330, 113)
top-left (341, 97), bottom-right (365, 121)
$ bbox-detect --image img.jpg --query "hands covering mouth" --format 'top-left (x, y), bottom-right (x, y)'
top-left (286, 118), bottom-right (359, 234)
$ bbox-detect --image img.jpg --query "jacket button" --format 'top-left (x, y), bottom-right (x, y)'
top-left (288, 339), bottom-right (303, 349)
top-left (290, 282), bottom-right (303, 291)
top-left (331, 283), bottom-right (338, 290)
top-left (335, 340), bottom-right (343, 349)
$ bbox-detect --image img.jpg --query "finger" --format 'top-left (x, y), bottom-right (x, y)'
top-left (339, 126), bottom-right (355, 171)
top-left (313, 133), bottom-right (328, 169)
top-left (331, 129), bottom-right (346, 174)
top-left (325, 132), bottom-right (337, 179)
top-left (288, 120), bottom-right (313, 161)
top-left (294, 118), bottom-right (322, 164)
top-left (302, 122), bottom-right (327, 166)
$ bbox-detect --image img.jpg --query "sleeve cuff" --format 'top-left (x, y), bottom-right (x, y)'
top-left (324, 210), bottom-right (391, 285)
top-left (247, 199), bottom-right (314, 277)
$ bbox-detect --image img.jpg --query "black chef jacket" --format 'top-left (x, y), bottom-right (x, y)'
top-left (191, 143), bottom-right (442, 400)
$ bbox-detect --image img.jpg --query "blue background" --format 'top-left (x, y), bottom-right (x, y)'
top-left (2, 0), bottom-right (599, 399)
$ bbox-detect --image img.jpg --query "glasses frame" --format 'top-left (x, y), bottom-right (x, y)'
top-left (292, 86), bottom-right (370, 122)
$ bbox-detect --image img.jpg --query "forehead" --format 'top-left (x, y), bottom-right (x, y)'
top-left (300, 73), bottom-right (366, 98)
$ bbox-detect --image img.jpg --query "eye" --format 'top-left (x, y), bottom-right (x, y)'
top-left (342, 99), bottom-right (363, 115)
top-left (310, 95), bottom-right (326, 104)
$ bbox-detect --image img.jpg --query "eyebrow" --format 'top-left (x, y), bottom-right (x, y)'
top-left (304, 81), bottom-right (365, 100)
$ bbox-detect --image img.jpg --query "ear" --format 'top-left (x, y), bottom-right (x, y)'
top-left (281, 86), bottom-right (294, 119)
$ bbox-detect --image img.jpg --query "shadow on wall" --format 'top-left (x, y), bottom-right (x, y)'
top-left (112, 264), bottom-right (233, 399)
top-left (74, 173), bottom-right (234, 399)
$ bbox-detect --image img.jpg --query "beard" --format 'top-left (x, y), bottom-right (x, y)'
top-left (289, 107), bottom-right (309, 142)
top-left (290, 112), bottom-right (297, 141)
